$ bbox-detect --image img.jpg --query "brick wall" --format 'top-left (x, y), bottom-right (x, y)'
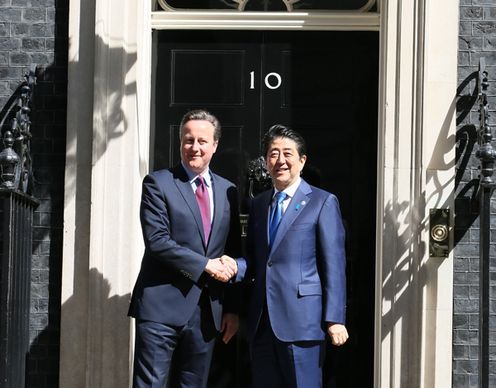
top-left (455, 0), bottom-right (496, 387)
top-left (0, 1), bottom-right (68, 387)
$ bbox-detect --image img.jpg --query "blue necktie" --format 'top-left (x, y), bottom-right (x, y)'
top-left (269, 191), bottom-right (287, 245)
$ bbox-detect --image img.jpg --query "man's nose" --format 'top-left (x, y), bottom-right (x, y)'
top-left (277, 153), bottom-right (286, 164)
top-left (191, 140), bottom-right (200, 151)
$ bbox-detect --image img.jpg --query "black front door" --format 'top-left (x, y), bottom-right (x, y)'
top-left (153, 29), bottom-right (378, 388)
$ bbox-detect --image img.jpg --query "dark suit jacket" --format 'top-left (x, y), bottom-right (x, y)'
top-left (237, 179), bottom-right (346, 342)
top-left (128, 164), bottom-right (241, 331)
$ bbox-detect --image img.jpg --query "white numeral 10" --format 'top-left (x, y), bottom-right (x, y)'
top-left (250, 71), bottom-right (282, 90)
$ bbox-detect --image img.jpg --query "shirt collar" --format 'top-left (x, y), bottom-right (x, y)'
top-left (273, 177), bottom-right (301, 200)
top-left (181, 161), bottom-right (212, 187)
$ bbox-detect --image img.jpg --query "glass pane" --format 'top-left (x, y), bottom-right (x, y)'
top-left (163, 0), bottom-right (374, 11)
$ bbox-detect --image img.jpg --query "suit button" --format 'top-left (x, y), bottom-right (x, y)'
top-left (267, 261), bottom-right (273, 267)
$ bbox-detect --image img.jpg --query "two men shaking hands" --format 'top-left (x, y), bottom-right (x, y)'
top-left (204, 255), bottom-right (237, 282)
top-left (129, 109), bottom-right (348, 388)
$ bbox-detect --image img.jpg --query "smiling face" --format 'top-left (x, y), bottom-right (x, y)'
top-left (180, 119), bottom-right (218, 175)
top-left (265, 136), bottom-right (307, 191)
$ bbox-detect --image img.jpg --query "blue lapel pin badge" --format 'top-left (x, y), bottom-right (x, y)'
top-left (296, 201), bottom-right (306, 210)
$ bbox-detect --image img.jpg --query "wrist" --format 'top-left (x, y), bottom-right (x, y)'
top-left (204, 259), bottom-right (213, 274)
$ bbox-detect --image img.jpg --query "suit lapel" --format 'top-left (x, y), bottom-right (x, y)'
top-left (270, 180), bottom-right (312, 255)
top-left (173, 165), bottom-right (206, 246)
top-left (209, 173), bottom-right (225, 246)
top-left (257, 190), bottom-right (272, 257)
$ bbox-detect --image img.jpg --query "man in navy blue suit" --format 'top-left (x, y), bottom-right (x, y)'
top-left (229, 124), bottom-right (349, 388)
top-left (128, 109), bottom-right (241, 388)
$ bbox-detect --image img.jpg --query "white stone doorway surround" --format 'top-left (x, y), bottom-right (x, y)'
top-left (60, 1), bottom-right (458, 387)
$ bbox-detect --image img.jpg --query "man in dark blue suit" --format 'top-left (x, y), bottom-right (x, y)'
top-left (128, 109), bottom-right (241, 388)
top-left (230, 124), bottom-right (349, 388)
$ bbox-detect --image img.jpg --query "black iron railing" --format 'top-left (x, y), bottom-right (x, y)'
top-left (0, 190), bottom-right (38, 387)
top-left (0, 65), bottom-right (38, 388)
top-left (475, 57), bottom-right (495, 388)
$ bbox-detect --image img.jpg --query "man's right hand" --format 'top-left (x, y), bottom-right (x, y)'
top-left (220, 255), bottom-right (237, 275)
top-left (204, 258), bottom-right (236, 282)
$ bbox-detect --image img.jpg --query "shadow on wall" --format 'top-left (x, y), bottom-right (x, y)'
top-left (20, 0), bottom-right (137, 384)
top-left (46, 39), bottom-right (137, 388)
top-left (377, 69), bottom-right (474, 386)
top-left (63, 30), bottom-right (138, 198)
top-left (380, 68), bottom-right (485, 388)
top-left (25, 63), bottom-right (68, 387)
top-left (26, 269), bottom-right (131, 387)
top-left (454, 70), bottom-right (480, 243)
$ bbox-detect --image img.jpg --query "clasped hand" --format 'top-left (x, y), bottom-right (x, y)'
top-left (205, 255), bottom-right (237, 282)
top-left (327, 323), bottom-right (349, 346)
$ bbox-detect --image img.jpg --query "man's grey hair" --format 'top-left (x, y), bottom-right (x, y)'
top-left (179, 109), bottom-right (221, 141)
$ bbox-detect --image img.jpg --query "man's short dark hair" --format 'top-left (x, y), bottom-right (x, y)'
top-left (179, 109), bottom-right (221, 141)
top-left (262, 124), bottom-right (307, 158)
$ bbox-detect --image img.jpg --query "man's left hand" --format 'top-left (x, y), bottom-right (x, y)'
top-left (327, 323), bottom-right (349, 346)
top-left (220, 313), bottom-right (239, 344)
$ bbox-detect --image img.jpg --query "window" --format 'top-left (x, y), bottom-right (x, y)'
top-left (158, 0), bottom-right (376, 12)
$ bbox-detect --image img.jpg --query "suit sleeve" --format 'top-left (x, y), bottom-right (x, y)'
top-left (318, 194), bottom-right (347, 325)
top-left (140, 173), bottom-right (208, 283)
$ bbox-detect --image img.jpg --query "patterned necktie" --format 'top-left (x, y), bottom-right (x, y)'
top-left (195, 176), bottom-right (211, 245)
top-left (269, 191), bottom-right (287, 246)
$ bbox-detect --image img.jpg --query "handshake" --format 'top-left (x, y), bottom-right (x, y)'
top-left (205, 255), bottom-right (237, 282)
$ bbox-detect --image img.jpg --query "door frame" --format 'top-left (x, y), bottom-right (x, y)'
top-left (150, 9), bottom-right (381, 31)
top-left (60, 1), bottom-right (457, 387)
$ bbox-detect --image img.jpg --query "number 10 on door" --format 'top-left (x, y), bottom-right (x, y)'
top-left (249, 71), bottom-right (282, 90)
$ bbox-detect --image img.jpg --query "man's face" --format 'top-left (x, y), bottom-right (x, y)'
top-left (180, 119), bottom-right (218, 175)
top-left (265, 136), bottom-right (306, 191)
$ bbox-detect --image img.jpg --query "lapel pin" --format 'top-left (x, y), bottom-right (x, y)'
top-left (296, 201), bottom-right (306, 210)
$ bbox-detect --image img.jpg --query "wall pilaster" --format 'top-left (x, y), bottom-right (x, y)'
top-left (60, 1), bottom-right (151, 386)
top-left (376, 0), bottom-right (457, 387)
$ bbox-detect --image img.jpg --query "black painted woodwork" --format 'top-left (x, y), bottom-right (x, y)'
top-left (153, 29), bottom-right (378, 388)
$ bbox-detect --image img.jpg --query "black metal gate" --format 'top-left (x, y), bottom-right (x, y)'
top-left (0, 190), bottom-right (38, 387)
top-left (0, 65), bottom-right (38, 388)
